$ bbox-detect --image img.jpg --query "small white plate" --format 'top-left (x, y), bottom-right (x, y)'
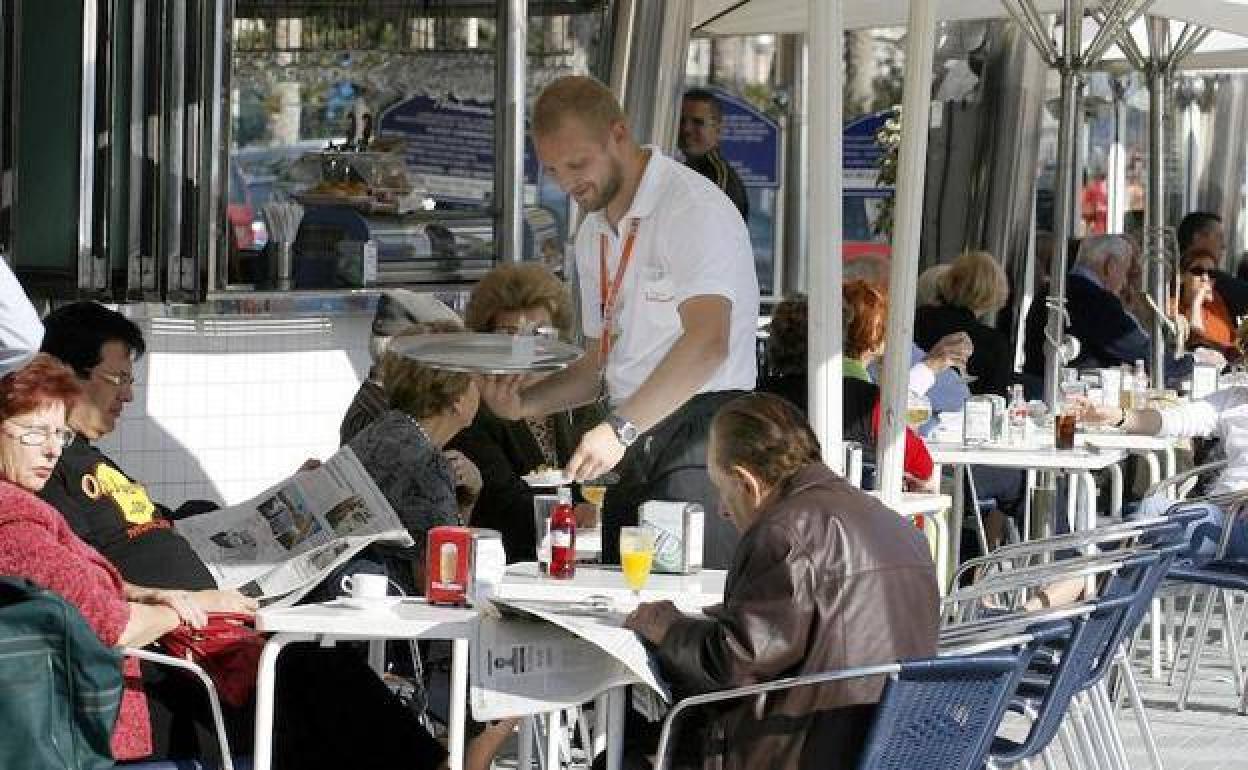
top-left (334, 596), bottom-right (404, 611)
top-left (523, 471), bottom-right (573, 487)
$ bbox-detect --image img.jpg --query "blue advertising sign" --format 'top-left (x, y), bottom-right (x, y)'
top-left (378, 94), bottom-right (538, 204)
top-left (843, 109), bottom-right (894, 193)
top-left (709, 88), bottom-right (781, 188)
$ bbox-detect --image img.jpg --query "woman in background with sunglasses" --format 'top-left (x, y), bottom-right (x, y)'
top-left (1180, 248), bottom-right (1242, 363)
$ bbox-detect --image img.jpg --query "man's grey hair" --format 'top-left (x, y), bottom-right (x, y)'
top-left (1074, 234), bottom-right (1134, 274)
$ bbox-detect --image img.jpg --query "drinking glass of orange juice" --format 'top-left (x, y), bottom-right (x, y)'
top-left (618, 526), bottom-right (656, 597)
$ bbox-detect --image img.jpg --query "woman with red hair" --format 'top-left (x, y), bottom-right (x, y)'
top-left (842, 280), bottom-right (889, 381)
top-left (0, 354), bottom-right (238, 759)
top-left (0, 356), bottom-right (459, 768)
top-left (762, 292), bottom-right (935, 488)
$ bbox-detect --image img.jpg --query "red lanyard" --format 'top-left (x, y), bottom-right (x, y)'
top-left (598, 218), bottom-right (641, 362)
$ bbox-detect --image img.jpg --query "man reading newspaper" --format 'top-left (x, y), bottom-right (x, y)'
top-left (621, 394), bottom-right (939, 770)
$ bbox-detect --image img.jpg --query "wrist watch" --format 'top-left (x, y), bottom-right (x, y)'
top-left (605, 413), bottom-right (640, 447)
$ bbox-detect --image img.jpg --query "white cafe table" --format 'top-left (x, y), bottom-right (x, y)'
top-left (253, 567), bottom-right (727, 770)
top-left (926, 442), bottom-right (1129, 576)
top-left (1077, 430), bottom-right (1179, 490)
top-left (868, 491), bottom-right (953, 592)
top-left (496, 563), bottom-right (727, 770)
top-left (253, 599), bottom-right (477, 770)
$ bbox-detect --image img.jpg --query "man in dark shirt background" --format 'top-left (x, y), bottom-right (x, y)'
top-left (680, 88), bottom-right (749, 221)
top-left (38, 301), bottom-right (216, 590)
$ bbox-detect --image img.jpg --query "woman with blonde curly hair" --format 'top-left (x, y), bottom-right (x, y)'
top-left (449, 263), bottom-right (600, 562)
top-left (914, 250), bottom-right (1014, 397)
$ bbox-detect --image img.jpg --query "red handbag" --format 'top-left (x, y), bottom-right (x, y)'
top-left (159, 612), bottom-right (265, 708)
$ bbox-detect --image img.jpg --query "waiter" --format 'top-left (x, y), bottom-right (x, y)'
top-left (482, 75), bottom-right (759, 568)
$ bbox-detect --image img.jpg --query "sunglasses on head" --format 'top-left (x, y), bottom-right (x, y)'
top-left (1187, 266), bottom-right (1214, 278)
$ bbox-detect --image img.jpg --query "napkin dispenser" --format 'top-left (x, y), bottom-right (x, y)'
top-left (639, 501), bottom-right (703, 574)
top-left (427, 526), bottom-right (472, 605)
top-left (426, 526), bottom-right (506, 605)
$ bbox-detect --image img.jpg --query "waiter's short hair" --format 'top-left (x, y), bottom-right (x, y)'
top-left (711, 393), bottom-right (821, 489)
top-left (532, 75), bottom-right (626, 140)
top-left (41, 301), bottom-right (146, 379)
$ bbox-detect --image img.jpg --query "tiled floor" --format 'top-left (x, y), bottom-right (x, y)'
top-left (1007, 608), bottom-right (1248, 770)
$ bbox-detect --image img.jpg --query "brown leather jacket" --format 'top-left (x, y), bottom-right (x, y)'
top-left (654, 463), bottom-right (940, 770)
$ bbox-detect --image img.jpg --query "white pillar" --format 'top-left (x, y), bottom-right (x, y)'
top-left (876, 0), bottom-right (937, 505)
top-left (807, 0), bottom-right (844, 471)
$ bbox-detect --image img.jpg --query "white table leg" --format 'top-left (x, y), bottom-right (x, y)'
top-left (606, 686), bottom-right (626, 770)
top-left (1065, 472), bottom-right (1079, 533)
top-left (1164, 446), bottom-right (1176, 480)
top-left (253, 633), bottom-right (312, 770)
top-left (947, 463), bottom-right (963, 571)
top-left (518, 717), bottom-right (535, 770)
top-left (1108, 464), bottom-right (1124, 519)
top-left (1141, 450), bottom-right (1160, 490)
top-left (449, 638), bottom-right (470, 770)
top-left (1151, 597), bottom-right (1163, 680)
top-left (547, 711), bottom-right (562, 770)
top-left (1079, 471), bottom-right (1096, 530)
top-left (592, 693), bottom-right (610, 759)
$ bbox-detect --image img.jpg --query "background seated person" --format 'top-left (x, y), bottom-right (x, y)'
top-left (759, 295), bottom-right (938, 490)
top-left (340, 288), bottom-right (461, 446)
top-left (448, 263), bottom-right (600, 562)
top-left (38, 301), bottom-right (217, 589)
top-left (347, 321), bottom-right (483, 590)
top-left (914, 250), bottom-right (1014, 397)
top-left (837, 280), bottom-right (972, 414)
top-left (1178, 248), bottom-right (1242, 363)
top-left (624, 393), bottom-right (939, 770)
top-left (0, 355), bottom-right (489, 770)
top-left (1077, 388), bottom-right (1248, 563)
top-left (1023, 235), bottom-right (1197, 386)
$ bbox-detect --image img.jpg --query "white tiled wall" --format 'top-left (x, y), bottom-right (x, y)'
top-left (96, 314), bottom-right (373, 506)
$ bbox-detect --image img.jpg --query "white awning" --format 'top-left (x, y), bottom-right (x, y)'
top-left (694, 0), bottom-right (1248, 38)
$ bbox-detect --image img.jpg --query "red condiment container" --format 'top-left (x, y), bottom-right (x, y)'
top-left (426, 526), bottom-right (472, 605)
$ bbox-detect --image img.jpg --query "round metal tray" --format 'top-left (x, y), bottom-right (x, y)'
top-left (388, 332), bottom-right (584, 374)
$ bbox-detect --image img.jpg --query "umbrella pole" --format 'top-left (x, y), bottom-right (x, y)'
top-left (1042, 0), bottom-right (1085, 408)
top-left (1147, 56), bottom-right (1169, 387)
top-left (807, 0), bottom-right (845, 471)
top-left (876, 0), bottom-right (936, 505)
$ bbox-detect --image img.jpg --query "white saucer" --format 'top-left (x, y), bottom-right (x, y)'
top-left (334, 596), bottom-right (404, 610)
top-left (522, 471), bottom-right (573, 487)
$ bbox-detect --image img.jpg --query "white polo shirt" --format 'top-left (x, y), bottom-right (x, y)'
top-left (576, 148), bottom-right (759, 404)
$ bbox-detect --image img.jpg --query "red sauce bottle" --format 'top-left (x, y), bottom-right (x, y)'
top-left (549, 486), bottom-right (577, 579)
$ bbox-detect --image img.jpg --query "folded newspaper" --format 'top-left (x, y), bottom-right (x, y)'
top-left (471, 596), bottom-right (670, 721)
top-left (173, 447), bottom-right (412, 607)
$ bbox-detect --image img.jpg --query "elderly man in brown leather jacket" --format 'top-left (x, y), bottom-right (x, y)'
top-left (624, 393), bottom-right (940, 770)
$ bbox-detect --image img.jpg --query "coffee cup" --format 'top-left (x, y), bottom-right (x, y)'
top-left (340, 572), bottom-right (389, 600)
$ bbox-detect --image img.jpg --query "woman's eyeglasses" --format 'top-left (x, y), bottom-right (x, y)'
top-left (3, 424), bottom-right (75, 448)
top-left (94, 370), bottom-right (135, 387)
top-left (1187, 266), bottom-right (1215, 278)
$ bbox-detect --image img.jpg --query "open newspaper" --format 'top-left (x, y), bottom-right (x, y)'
top-left (173, 447), bottom-right (411, 608)
top-left (471, 596), bottom-right (669, 720)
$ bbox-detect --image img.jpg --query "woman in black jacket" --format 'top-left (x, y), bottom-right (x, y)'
top-left (448, 264), bottom-right (600, 561)
top-left (914, 250), bottom-right (1013, 397)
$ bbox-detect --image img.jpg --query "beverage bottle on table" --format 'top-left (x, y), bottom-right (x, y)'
top-left (1133, 359), bottom-right (1149, 408)
top-left (1007, 384), bottom-right (1029, 445)
top-left (549, 486), bottom-right (577, 579)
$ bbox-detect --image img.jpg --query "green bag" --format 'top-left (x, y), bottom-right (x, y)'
top-left (0, 576), bottom-right (123, 769)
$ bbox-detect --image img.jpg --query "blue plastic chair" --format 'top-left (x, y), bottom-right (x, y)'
top-left (650, 647), bottom-right (1040, 770)
top-left (854, 652), bottom-right (1037, 770)
top-left (988, 549), bottom-right (1161, 767)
